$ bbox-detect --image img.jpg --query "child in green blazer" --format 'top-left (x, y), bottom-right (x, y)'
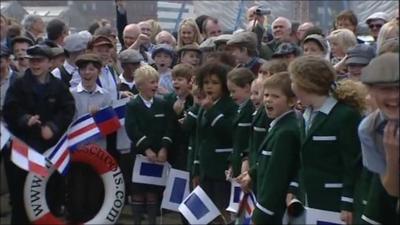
top-left (288, 56), bottom-right (364, 224)
top-left (226, 68), bottom-right (255, 178)
top-left (125, 65), bottom-right (174, 225)
top-left (193, 62), bottom-right (237, 217)
top-left (249, 72), bottom-right (301, 224)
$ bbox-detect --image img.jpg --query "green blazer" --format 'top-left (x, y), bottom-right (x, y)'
top-left (252, 111), bottom-right (301, 224)
top-left (125, 96), bottom-right (174, 155)
top-left (230, 99), bottom-right (255, 177)
top-left (181, 103), bottom-right (200, 175)
top-left (195, 96), bottom-right (237, 180)
top-left (298, 101), bottom-right (362, 212)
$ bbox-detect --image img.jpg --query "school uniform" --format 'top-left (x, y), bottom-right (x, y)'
top-left (252, 110), bottom-right (301, 224)
top-left (164, 92), bottom-right (194, 170)
top-left (298, 96), bottom-right (362, 213)
top-left (181, 103), bottom-right (200, 177)
top-left (230, 99), bottom-right (255, 177)
top-left (247, 108), bottom-right (272, 189)
top-left (195, 95), bottom-right (237, 210)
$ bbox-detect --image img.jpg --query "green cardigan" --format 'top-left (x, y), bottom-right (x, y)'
top-left (181, 103), bottom-right (200, 175)
top-left (298, 101), bottom-right (362, 212)
top-left (252, 111), bottom-right (301, 225)
top-left (125, 96), bottom-right (174, 155)
top-left (230, 99), bottom-right (255, 177)
top-left (194, 96), bottom-right (237, 180)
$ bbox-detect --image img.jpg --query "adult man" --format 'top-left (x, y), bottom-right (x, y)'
top-left (46, 18), bottom-right (69, 47)
top-left (3, 44), bottom-right (75, 224)
top-left (202, 17), bottom-right (222, 39)
top-left (155, 30), bottom-right (177, 48)
top-left (297, 22), bottom-right (314, 41)
top-left (263, 17), bottom-right (292, 59)
top-left (365, 12), bottom-right (389, 48)
top-left (21, 15), bottom-right (45, 44)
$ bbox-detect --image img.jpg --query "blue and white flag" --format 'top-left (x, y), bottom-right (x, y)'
top-left (179, 186), bottom-right (220, 225)
top-left (0, 122), bottom-right (11, 150)
top-left (305, 207), bottom-right (344, 225)
top-left (161, 168), bottom-right (190, 212)
top-left (113, 98), bottom-right (131, 151)
top-left (226, 179), bottom-right (244, 213)
top-left (44, 134), bottom-right (70, 175)
top-left (131, 154), bottom-right (170, 186)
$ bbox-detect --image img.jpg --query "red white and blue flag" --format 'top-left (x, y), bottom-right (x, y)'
top-left (240, 192), bottom-right (256, 225)
top-left (67, 114), bottom-right (102, 151)
top-left (93, 106), bottom-right (121, 136)
top-left (45, 135), bottom-right (70, 175)
top-left (11, 138), bottom-right (48, 177)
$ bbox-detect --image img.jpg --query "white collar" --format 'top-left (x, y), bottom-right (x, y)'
top-left (119, 73), bottom-right (135, 86)
top-left (76, 82), bottom-right (104, 94)
top-left (269, 110), bottom-right (293, 131)
top-left (139, 94), bottom-right (154, 108)
top-left (303, 96), bottom-right (338, 120)
top-left (64, 61), bottom-right (78, 74)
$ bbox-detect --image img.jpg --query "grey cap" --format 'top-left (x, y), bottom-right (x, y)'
top-left (119, 49), bottom-right (143, 64)
top-left (199, 37), bottom-right (216, 51)
top-left (64, 33), bottom-right (88, 53)
top-left (361, 53), bottom-right (399, 85)
top-left (214, 34), bottom-right (233, 45)
top-left (227, 31), bottom-right (257, 52)
top-left (151, 44), bottom-right (175, 59)
top-left (366, 12), bottom-right (389, 24)
top-left (346, 44), bottom-right (376, 65)
top-left (303, 34), bottom-right (328, 54)
top-left (26, 45), bottom-right (53, 59)
top-left (51, 47), bottom-right (65, 57)
top-left (273, 42), bottom-right (301, 57)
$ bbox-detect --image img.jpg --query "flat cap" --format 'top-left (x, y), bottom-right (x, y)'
top-left (10, 36), bottom-right (34, 47)
top-left (273, 42), bottom-right (301, 57)
top-left (87, 35), bottom-right (113, 49)
top-left (303, 34), bottom-right (328, 54)
top-left (227, 31), bottom-right (257, 51)
top-left (199, 37), bottom-right (216, 51)
top-left (75, 53), bottom-right (102, 68)
top-left (361, 53), bottom-right (399, 85)
top-left (119, 49), bottom-right (143, 64)
top-left (366, 12), bottom-right (389, 24)
top-left (26, 45), bottom-right (53, 59)
top-left (346, 44), bottom-right (375, 65)
top-left (214, 34), bottom-right (233, 45)
top-left (177, 44), bottom-right (202, 55)
top-left (152, 44), bottom-right (175, 59)
top-left (64, 33), bottom-right (89, 53)
top-left (0, 44), bottom-right (11, 57)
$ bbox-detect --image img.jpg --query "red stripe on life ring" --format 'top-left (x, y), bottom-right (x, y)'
top-left (33, 212), bottom-right (63, 224)
top-left (72, 144), bottom-right (118, 175)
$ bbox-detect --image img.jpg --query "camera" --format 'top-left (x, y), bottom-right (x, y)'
top-left (255, 7), bottom-right (271, 16)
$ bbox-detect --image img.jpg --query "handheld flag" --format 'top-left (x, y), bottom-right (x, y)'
top-left (131, 155), bottom-right (170, 186)
top-left (161, 168), bottom-right (190, 212)
top-left (179, 186), bottom-right (220, 225)
top-left (1, 122), bottom-right (11, 150)
top-left (305, 207), bottom-right (344, 225)
top-left (93, 106), bottom-right (121, 136)
top-left (226, 179), bottom-right (244, 213)
top-left (239, 192), bottom-right (256, 225)
top-left (11, 138), bottom-right (48, 177)
top-left (67, 114), bottom-right (102, 151)
top-left (44, 135), bottom-right (70, 175)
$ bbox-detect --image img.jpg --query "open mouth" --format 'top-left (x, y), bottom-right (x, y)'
top-left (266, 105), bottom-right (274, 112)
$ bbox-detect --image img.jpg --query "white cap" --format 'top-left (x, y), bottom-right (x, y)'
top-left (366, 12), bottom-right (389, 24)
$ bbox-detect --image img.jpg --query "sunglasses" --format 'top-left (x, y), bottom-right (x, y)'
top-left (368, 23), bottom-right (383, 29)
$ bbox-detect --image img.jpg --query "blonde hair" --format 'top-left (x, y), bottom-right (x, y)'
top-left (376, 19), bottom-right (399, 54)
top-left (264, 72), bottom-right (295, 99)
top-left (260, 59), bottom-right (288, 75)
top-left (289, 56), bottom-right (365, 112)
top-left (146, 19), bottom-right (162, 44)
top-left (327, 28), bottom-right (357, 53)
top-left (134, 65), bottom-right (159, 87)
top-left (177, 18), bottom-right (203, 48)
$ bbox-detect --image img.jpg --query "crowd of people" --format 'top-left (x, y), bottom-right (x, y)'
top-left (0, 1), bottom-right (399, 224)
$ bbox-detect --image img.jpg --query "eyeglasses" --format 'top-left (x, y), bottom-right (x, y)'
top-left (368, 23), bottom-right (383, 29)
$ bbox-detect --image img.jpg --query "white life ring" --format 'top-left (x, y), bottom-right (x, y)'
top-left (24, 144), bottom-right (125, 224)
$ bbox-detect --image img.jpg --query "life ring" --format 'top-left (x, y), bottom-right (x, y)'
top-left (24, 144), bottom-right (125, 224)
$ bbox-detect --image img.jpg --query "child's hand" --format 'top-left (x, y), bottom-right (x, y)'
top-left (158, 86), bottom-right (169, 95)
top-left (145, 149), bottom-right (157, 162)
top-left (120, 91), bottom-right (134, 98)
top-left (173, 99), bottom-right (185, 115)
top-left (157, 148), bottom-right (168, 163)
top-left (28, 115), bottom-right (41, 127)
top-left (340, 210), bottom-right (353, 225)
top-left (236, 171), bottom-right (252, 193)
top-left (225, 167), bottom-right (232, 181)
top-left (192, 176), bottom-right (200, 188)
top-left (200, 95), bottom-right (213, 110)
top-left (241, 160), bottom-right (249, 174)
top-left (89, 105), bottom-right (100, 115)
top-left (41, 125), bottom-right (54, 140)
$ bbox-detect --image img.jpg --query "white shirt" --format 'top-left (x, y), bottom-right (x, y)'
top-left (119, 74), bottom-right (135, 89)
top-left (52, 61), bottom-right (78, 80)
top-left (139, 95), bottom-right (154, 108)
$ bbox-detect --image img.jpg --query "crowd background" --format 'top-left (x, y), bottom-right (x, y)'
top-left (0, 0), bottom-right (399, 225)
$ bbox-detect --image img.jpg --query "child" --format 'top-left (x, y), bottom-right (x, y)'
top-left (226, 67), bottom-right (255, 178)
top-left (164, 64), bottom-right (194, 170)
top-left (257, 59), bottom-right (288, 80)
top-left (118, 48), bottom-right (143, 95)
top-left (152, 44), bottom-right (175, 95)
top-left (247, 72), bottom-right (301, 224)
top-left (177, 44), bottom-right (202, 68)
top-left (125, 65), bottom-right (174, 225)
top-left (358, 53), bottom-right (399, 224)
top-left (288, 56), bottom-right (363, 224)
top-left (193, 62), bottom-right (237, 219)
